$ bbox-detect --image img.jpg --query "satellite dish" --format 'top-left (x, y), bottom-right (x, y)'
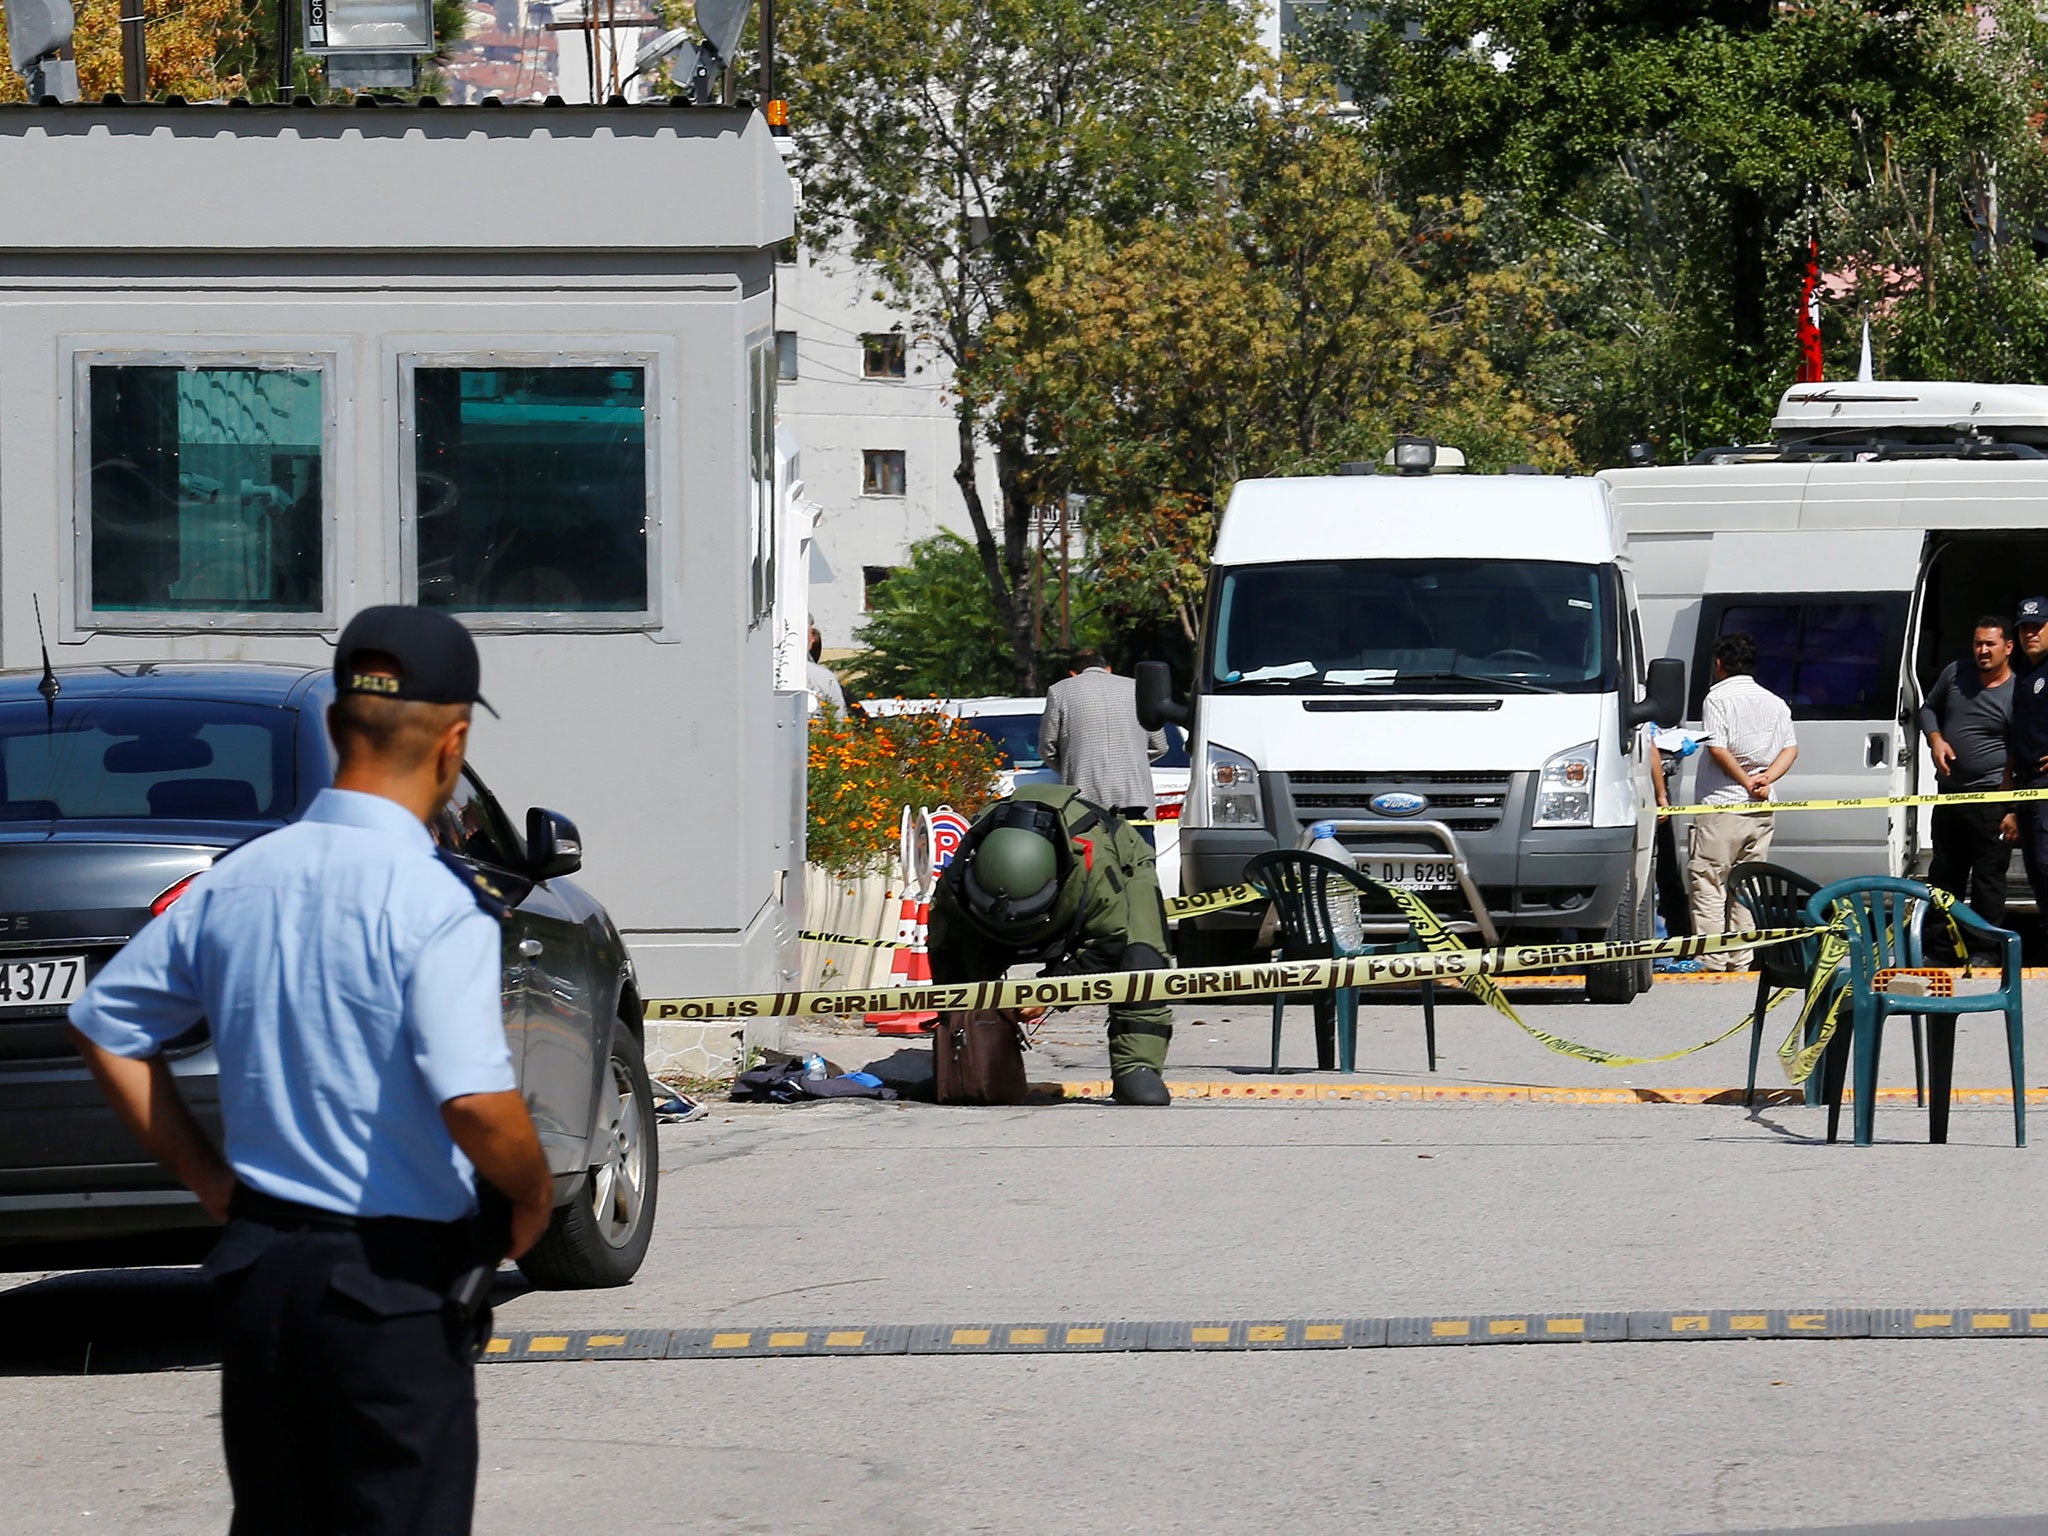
top-left (695, 0), bottom-right (750, 62)
top-left (634, 24), bottom-right (693, 75)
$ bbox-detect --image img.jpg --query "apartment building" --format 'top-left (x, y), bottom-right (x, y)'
top-left (772, 245), bottom-right (994, 650)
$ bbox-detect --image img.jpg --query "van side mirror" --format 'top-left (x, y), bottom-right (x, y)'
top-left (1134, 660), bottom-right (1189, 730)
top-left (1628, 657), bottom-right (1685, 729)
top-left (526, 807), bottom-right (583, 880)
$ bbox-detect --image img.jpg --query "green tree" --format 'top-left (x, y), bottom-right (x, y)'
top-left (991, 101), bottom-right (1578, 656)
top-left (781, 0), bottom-right (1262, 691)
top-left (844, 533), bottom-right (1018, 700)
top-left (1315, 0), bottom-right (2024, 456)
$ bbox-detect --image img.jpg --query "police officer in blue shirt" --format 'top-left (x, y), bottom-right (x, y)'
top-left (68, 606), bottom-right (554, 1535)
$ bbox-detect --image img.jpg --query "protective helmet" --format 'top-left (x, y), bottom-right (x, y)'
top-left (960, 825), bottom-right (1063, 931)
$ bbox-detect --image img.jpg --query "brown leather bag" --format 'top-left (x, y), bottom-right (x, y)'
top-left (931, 1009), bottom-right (1030, 1105)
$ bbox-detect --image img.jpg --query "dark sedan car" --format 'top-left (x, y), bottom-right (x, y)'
top-left (0, 662), bottom-right (656, 1288)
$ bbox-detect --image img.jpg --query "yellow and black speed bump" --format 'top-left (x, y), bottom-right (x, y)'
top-left (456, 1306), bottom-right (2048, 1365)
top-left (1146, 1319), bottom-right (1382, 1350)
top-left (1869, 1308), bottom-right (2048, 1337)
top-left (1387, 1312), bottom-right (1631, 1346)
top-left (1627, 1308), bottom-right (1867, 1341)
top-left (667, 1325), bottom-right (913, 1358)
top-left (907, 1321), bottom-right (1144, 1353)
top-left (480, 1329), bottom-right (673, 1363)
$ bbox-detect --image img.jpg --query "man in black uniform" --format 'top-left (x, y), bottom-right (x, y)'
top-left (69, 607), bottom-right (554, 1534)
top-left (2011, 596), bottom-right (2048, 925)
top-left (1920, 614), bottom-right (2018, 961)
top-left (927, 783), bottom-right (1176, 1105)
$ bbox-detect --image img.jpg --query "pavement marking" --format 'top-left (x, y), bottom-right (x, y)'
top-left (474, 1308), bottom-right (2048, 1362)
top-left (1046, 1081), bottom-right (2048, 1105)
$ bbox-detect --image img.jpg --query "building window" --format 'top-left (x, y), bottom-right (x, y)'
top-left (862, 332), bottom-right (907, 379)
top-left (81, 361), bottom-right (326, 620)
top-left (410, 363), bottom-right (651, 618)
top-left (862, 449), bottom-right (906, 497)
top-left (863, 564), bottom-right (898, 611)
top-left (776, 331), bottom-right (799, 382)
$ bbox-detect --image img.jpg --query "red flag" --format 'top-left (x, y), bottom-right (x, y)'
top-left (1796, 233), bottom-right (1824, 383)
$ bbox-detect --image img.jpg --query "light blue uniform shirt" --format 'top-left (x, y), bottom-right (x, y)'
top-left (70, 788), bottom-right (516, 1221)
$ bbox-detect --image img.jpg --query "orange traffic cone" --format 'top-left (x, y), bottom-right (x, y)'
top-left (868, 890), bottom-right (937, 1034)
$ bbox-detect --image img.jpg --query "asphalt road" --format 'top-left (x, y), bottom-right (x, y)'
top-left (5, 982), bottom-right (2047, 1534)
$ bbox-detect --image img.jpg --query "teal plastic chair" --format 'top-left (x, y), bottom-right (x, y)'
top-left (1727, 861), bottom-right (1829, 1107)
top-left (1803, 876), bottom-right (2024, 1148)
top-left (1244, 849), bottom-right (1437, 1075)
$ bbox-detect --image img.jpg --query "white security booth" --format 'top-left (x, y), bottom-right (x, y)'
top-left (0, 102), bottom-right (802, 1069)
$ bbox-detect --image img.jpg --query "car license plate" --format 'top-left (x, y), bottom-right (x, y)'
top-left (1361, 858), bottom-right (1457, 893)
top-left (0, 954), bottom-right (88, 1011)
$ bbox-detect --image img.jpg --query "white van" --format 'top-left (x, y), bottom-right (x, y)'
top-left (1602, 379), bottom-right (2048, 900)
top-left (1139, 452), bottom-right (1683, 1003)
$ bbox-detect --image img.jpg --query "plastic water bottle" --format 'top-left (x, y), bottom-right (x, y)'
top-left (802, 1053), bottom-right (828, 1082)
top-left (1307, 822), bottom-right (1367, 956)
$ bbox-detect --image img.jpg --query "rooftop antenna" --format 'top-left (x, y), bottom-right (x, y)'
top-left (1857, 320), bottom-right (1875, 383)
top-left (32, 594), bottom-right (58, 723)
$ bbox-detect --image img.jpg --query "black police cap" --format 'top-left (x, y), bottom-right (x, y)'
top-left (334, 605), bottom-right (497, 717)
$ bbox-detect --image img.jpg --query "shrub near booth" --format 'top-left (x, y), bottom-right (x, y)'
top-left (807, 707), bottom-right (1005, 878)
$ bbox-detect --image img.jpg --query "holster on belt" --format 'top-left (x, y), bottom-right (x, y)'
top-left (445, 1181), bottom-right (513, 1363)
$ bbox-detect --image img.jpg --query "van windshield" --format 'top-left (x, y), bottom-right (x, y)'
top-left (1208, 559), bottom-right (1616, 695)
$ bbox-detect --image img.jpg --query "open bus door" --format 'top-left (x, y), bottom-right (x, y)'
top-left (1908, 528), bottom-right (2048, 911)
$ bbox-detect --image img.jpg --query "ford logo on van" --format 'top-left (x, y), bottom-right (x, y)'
top-left (1370, 791), bottom-right (1429, 817)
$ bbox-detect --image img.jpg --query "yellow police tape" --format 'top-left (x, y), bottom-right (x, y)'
top-left (798, 929), bottom-right (907, 949)
top-left (1164, 882), bottom-right (1266, 919)
top-left (644, 926), bottom-right (1816, 1022)
top-left (1351, 870), bottom-right (1811, 1068)
top-left (1662, 785), bottom-right (2048, 816)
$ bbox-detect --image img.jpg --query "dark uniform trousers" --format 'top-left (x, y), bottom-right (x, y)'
top-left (1928, 797), bottom-right (2011, 958)
top-left (205, 1186), bottom-right (480, 1536)
top-left (2021, 774), bottom-right (2048, 925)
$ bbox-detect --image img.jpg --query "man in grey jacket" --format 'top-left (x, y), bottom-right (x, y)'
top-left (1040, 652), bottom-right (1167, 836)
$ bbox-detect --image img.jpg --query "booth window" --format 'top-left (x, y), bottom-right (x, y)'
top-left (748, 341), bottom-right (777, 624)
top-left (412, 365), bottom-right (649, 615)
top-left (83, 363), bottom-right (325, 617)
top-left (862, 333), bottom-right (907, 379)
top-left (863, 449), bottom-right (905, 497)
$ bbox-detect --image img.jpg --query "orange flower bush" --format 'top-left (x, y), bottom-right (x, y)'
top-left (808, 707), bottom-right (1006, 877)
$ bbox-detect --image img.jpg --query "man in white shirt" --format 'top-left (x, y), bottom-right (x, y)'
top-left (1687, 633), bottom-right (1799, 970)
top-left (807, 621), bottom-right (847, 716)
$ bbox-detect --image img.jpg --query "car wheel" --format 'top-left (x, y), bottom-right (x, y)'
top-left (1586, 870), bottom-right (1643, 1005)
top-left (516, 1025), bottom-right (659, 1290)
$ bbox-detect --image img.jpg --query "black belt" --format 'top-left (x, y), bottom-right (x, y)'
top-left (228, 1183), bottom-right (466, 1241)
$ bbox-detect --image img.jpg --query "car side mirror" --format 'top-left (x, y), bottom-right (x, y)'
top-left (1135, 660), bottom-right (1190, 730)
top-left (525, 807), bottom-right (583, 880)
top-left (1628, 657), bottom-right (1685, 729)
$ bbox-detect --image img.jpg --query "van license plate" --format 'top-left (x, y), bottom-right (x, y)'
top-left (1364, 859), bottom-right (1457, 893)
top-left (0, 955), bottom-right (88, 1011)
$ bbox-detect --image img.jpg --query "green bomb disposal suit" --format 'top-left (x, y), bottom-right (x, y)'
top-left (927, 785), bottom-right (1175, 1079)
